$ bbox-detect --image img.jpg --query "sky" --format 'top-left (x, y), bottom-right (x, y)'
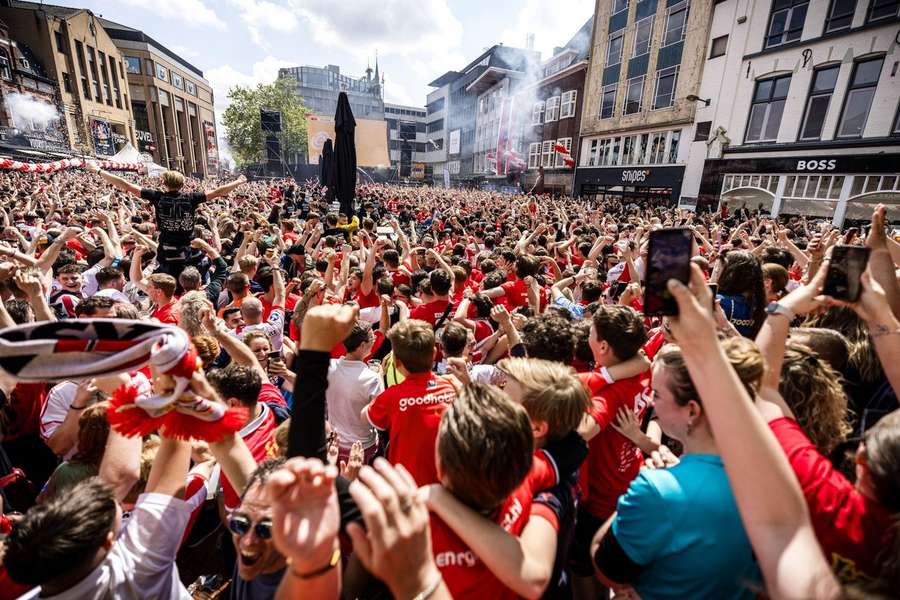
top-left (52, 0), bottom-right (595, 161)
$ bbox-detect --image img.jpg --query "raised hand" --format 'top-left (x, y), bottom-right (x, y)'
top-left (300, 303), bottom-right (359, 352)
top-left (267, 457), bottom-right (340, 571)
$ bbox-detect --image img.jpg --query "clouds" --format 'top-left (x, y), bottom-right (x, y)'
top-left (117, 0), bottom-right (227, 30)
top-left (206, 56), bottom-right (295, 111)
top-left (498, 0), bottom-right (594, 59)
top-left (227, 0), bottom-right (300, 48)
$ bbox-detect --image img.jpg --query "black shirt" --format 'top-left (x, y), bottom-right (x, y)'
top-left (141, 188), bottom-right (207, 244)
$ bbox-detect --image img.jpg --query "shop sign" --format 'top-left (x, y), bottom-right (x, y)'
top-left (622, 169), bottom-right (651, 183)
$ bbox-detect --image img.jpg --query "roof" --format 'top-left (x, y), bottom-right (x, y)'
top-left (99, 17), bottom-right (205, 78)
top-left (428, 44), bottom-right (540, 88)
top-left (563, 16), bottom-right (594, 61)
top-left (428, 70), bottom-right (463, 88)
top-left (0, 0), bottom-right (82, 18)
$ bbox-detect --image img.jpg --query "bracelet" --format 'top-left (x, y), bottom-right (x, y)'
top-left (69, 403), bottom-right (88, 410)
top-left (870, 324), bottom-right (900, 339)
top-left (287, 547), bottom-right (340, 580)
top-left (410, 573), bottom-right (443, 600)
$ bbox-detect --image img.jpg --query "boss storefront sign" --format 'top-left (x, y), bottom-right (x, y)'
top-left (707, 154), bottom-right (899, 176)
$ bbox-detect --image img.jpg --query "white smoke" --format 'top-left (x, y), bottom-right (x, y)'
top-left (4, 92), bottom-right (60, 131)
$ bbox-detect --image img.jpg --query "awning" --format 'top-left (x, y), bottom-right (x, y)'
top-left (466, 67), bottom-right (523, 94)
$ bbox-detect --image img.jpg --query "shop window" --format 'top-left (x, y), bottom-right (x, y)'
top-left (745, 74), bottom-right (791, 143)
top-left (624, 76), bottom-right (644, 115)
top-left (837, 57), bottom-right (884, 138)
top-left (633, 16), bottom-right (653, 57)
top-left (652, 67), bottom-right (678, 110)
top-left (799, 65), bottom-right (839, 140)
top-left (825, 0), bottom-right (857, 32)
top-left (600, 84), bottom-right (617, 119)
top-left (765, 0), bottom-right (809, 48)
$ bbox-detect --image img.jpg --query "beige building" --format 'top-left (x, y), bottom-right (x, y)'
top-left (575, 0), bottom-right (713, 205)
top-left (0, 1), bottom-right (136, 156)
top-left (101, 18), bottom-right (219, 177)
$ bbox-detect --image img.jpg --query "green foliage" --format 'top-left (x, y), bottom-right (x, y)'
top-left (221, 77), bottom-right (309, 166)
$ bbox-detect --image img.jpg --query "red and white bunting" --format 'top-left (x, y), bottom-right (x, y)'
top-left (0, 157), bottom-right (141, 173)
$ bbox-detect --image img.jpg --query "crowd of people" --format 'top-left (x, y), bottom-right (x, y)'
top-left (0, 161), bottom-right (897, 600)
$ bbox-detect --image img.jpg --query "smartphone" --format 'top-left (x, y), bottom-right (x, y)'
top-left (708, 283), bottom-right (718, 311)
top-left (266, 350), bottom-right (282, 361)
top-left (823, 245), bottom-right (870, 302)
top-left (644, 228), bottom-right (694, 316)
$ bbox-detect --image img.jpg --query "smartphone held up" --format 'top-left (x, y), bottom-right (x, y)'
top-left (824, 245), bottom-right (870, 303)
top-left (644, 228), bottom-right (694, 316)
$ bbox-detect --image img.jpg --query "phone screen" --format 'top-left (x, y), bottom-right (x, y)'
top-left (644, 228), bottom-right (694, 316)
top-left (824, 245), bottom-right (870, 302)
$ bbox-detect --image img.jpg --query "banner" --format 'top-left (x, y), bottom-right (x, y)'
top-left (203, 121), bottom-right (218, 171)
top-left (448, 129), bottom-right (460, 155)
top-left (91, 119), bottom-right (114, 156)
top-left (411, 163), bottom-right (425, 180)
top-left (306, 115), bottom-right (390, 167)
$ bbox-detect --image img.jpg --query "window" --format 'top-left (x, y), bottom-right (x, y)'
top-left (560, 90), bottom-right (577, 118)
top-left (663, 4), bottom-right (688, 47)
top-left (868, 0), bottom-right (899, 22)
top-left (555, 138), bottom-right (572, 167)
top-left (709, 35), bottom-right (728, 58)
top-left (171, 72), bottom-right (183, 89)
top-left (667, 131), bottom-right (681, 163)
top-left (607, 31), bottom-right (624, 66)
top-left (894, 103), bottom-right (900, 135)
top-left (62, 72), bottom-right (73, 93)
top-left (124, 56), bottom-right (141, 74)
top-left (613, 0), bottom-right (629, 14)
top-left (632, 16), bottom-right (653, 57)
top-left (624, 76), bottom-right (644, 114)
top-left (799, 65), bottom-right (839, 140)
top-left (746, 75), bottom-right (791, 142)
top-left (765, 0), bottom-right (809, 48)
top-left (600, 84), bottom-right (617, 119)
top-left (75, 41), bottom-right (90, 99)
top-left (528, 142), bottom-right (541, 169)
top-left (0, 50), bottom-right (10, 80)
top-left (55, 31), bottom-right (66, 54)
top-left (837, 57), bottom-right (884, 138)
top-left (545, 96), bottom-right (560, 121)
top-left (541, 141), bottom-right (554, 168)
top-left (826, 0), bottom-right (856, 31)
top-left (185, 81), bottom-right (197, 96)
top-left (155, 63), bottom-right (167, 81)
top-left (652, 66), bottom-right (678, 109)
top-left (532, 100), bottom-right (545, 124)
top-left (648, 132), bottom-right (667, 163)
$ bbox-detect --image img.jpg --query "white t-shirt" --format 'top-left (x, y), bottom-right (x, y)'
top-left (19, 493), bottom-right (193, 600)
top-left (326, 358), bottom-right (384, 448)
top-left (234, 308), bottom-right (285, 351)
top-left (41, 374), bottom-right (153, 459)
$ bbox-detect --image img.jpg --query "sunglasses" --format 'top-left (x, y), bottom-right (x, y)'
top-left (228, 514), bottom-right (273, 540)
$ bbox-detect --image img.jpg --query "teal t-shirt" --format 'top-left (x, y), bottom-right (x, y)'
top-left (611, 454), bottom-right (761, 600)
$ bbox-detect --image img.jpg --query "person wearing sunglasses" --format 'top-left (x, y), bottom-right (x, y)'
top-left (228, 457), bottom-right (288, 599)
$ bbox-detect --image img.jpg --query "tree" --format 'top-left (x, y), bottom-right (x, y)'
top-left (221, 77), bottom-right (309, 166)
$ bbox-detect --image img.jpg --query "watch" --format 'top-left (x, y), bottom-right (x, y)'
top-left (765, 301), bottom-right (795, 321)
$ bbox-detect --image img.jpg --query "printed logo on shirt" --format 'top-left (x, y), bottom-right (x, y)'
top-left (398, 391), bottom-right (456, 412)
top-left (500, 497), bottom-right (523, 532)
top-left (436, 550), bottom-right (477, 568)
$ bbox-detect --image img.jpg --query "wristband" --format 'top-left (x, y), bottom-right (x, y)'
top-left (287, 547), bottom-right (340, 580)
top-left (69, 403), bottom-right (88, 410)
top-left (871, 324), bottom-right (900, 339)
top-left (410, 573), bottom-right (443, 600)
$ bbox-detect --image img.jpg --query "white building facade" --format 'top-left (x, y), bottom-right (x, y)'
top-left (384, 103), bottom-right (427, 179)
top-left (682, 0), bottom-right (900, 226)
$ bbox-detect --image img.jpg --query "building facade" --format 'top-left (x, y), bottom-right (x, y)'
top-left (522, 18), bottom-right (593, 195)
top-left (279, 63), bottom-right (384, 120)
top-left (101, 18), bottom-right (218, 177)
top-left (0, 1), bottom-right (136, 156)
top-left (385, 102), bottom-right (427, 178)
top-left (575, 0), bottom-right (714, 205)
top-left (0, 17), bottom-right (65, 154)
top-left (427, 45), bottom-right (540, 186)
top-left (682, 0), bottom-right (900, 226)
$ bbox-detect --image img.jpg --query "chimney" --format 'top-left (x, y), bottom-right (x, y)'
top-left (526, 33), bottom-right (535, 51)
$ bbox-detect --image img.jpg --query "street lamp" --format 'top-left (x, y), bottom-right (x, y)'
top-left (686, 94), bottom-right (711, 107)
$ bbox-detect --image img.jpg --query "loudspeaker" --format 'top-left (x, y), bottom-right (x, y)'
top-left (260, 110), bottom-right (282, 133)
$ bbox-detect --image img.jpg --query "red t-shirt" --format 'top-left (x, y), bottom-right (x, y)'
top-left (409, 299), bottom-right (451, 327)
top-left (2, 383), bottom-right (46, 441)
top-left (151, 299), bottom-right (178, 325)
top-left (390, 269), bottom-right (411, 287)
top-left (365, 372), bottom-right (456, 486)
top-left (355, 288), bottom-right (380, 309)
top-left (577, 372), bottom-right (647, 519)
top-left (770, 417), bottom-right (894, 583)
top-left (222, 400), bottom-right (279, 510)
top-left (431, 451), bottom-right (559, 599)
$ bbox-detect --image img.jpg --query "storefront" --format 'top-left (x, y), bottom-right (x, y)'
top-left (698, 153), bottom-right (900, 226)
top-left (574, 165), bottom-right (684, 207)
